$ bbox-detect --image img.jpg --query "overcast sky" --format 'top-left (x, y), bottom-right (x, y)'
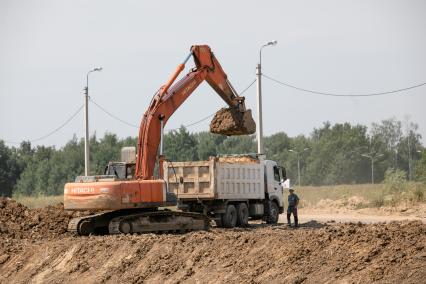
top-left (1, 0), bottom-right (425, 147)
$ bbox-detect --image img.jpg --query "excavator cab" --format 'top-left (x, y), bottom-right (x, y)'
top-left (104, 162), bottom-right (135, 179)
top-left (103, 147), bottom-right (136, 179)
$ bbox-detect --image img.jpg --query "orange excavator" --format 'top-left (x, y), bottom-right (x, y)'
top-left (64, 45), bottom-right (256, 235)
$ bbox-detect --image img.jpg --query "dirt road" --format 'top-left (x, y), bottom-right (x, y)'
top-left (1, 198), bottom-right (425, 284)
top-left (282, 213), bottom-right (426, 225)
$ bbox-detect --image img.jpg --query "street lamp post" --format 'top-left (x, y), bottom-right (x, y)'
top-left (84, 67), bottom-right (102, 176)
top-left (289, 148), bottom-right (310, 187)
top-left (256, 40), bottom-right (277, 155)
top-left (361, 153), bottom-right (384, 184)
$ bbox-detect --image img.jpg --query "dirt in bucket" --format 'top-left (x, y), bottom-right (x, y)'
top-left (210, 108), bottom-right (256, 136)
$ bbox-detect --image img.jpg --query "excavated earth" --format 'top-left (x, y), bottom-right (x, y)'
top-left (210, 108), bottom-right (256, 136)
top-left (1, 197), bottom-right (425, 284)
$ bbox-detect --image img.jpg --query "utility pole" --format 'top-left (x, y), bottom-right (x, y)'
top-left (84, 67), bottom-right (102, 176)
top-left (361, 153), bottom-right (384, 184)
top-left (407, 130), bottom-right (412, 181)
top-left (289, 148), bottom-right (310, 187)
top-left (256, 40), bottom-right (277, 155)
top-left (256, 63), bottom-right (263, 155)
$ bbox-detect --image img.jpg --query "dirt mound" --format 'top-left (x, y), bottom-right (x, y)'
top-left (0, 219), bottom-right (424, 283)
top-left (315, 196), bottom-right (368, 210)
top-left (0, 197), bottom-right (80, 240)
top-left (218, 155), bottom-right (259, 164)
top-left (210, 108), bottom-right (256, 135)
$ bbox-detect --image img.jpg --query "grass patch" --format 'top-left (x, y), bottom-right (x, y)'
top-left (13, 195), bottom-right (63, 208)
top-left (296, 183), bottom-right (426, 208)
top-left (12, 182), bottom-right (426, 210)
top-left (296, 184), bottom-right (380, 205)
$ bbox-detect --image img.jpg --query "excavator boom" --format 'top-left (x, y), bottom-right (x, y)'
top-left (135, 45), bottom-right (255, 179)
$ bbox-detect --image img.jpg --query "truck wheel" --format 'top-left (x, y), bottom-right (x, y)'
top-left (236, 203), bottom-right (249, 227)
top-left (266, 201), bottom-right (279, 224)
top-left (222, 204), bottom-right (237, 228)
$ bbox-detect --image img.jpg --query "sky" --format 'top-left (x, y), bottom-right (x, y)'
top-left (1, 0), bottom-right (425, 147)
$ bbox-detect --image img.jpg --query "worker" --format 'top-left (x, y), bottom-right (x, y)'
top-left (287, 188), bottom-right (299, 228)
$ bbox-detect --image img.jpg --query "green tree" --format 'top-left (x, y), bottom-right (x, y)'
top-left (216, 135), bottom-right (256, 155)
top-left (263, 132), bottom-right (292, 163)
top-left (305, 122), bottom-right (370, 185)
top-left (0, 141), bottom-right (21, 196)
top-left (415, 150), bottom-right (426, 182)
top-left (195, 132), bottom-right (226, 160)
top-left (90, 133), bottom-right (122, 174)
top-left (164, 126), bottom-right (198, 161)
top-left (371, 117), bottom-right (402, 169)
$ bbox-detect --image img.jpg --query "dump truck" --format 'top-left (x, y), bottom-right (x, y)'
top-left (163, 155), bottom-right (286, 228)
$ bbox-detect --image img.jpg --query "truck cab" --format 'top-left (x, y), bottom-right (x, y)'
top-left (264, 160), bottom-right (286, 214)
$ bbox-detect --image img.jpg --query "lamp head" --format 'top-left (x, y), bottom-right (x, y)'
top-left (94, 67), bottom-right (103, 72)
top-left (268, 40), bottom-right (278, 46)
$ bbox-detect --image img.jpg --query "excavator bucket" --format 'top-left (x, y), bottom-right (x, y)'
top-left (210, 108), bottom-right (256, 136)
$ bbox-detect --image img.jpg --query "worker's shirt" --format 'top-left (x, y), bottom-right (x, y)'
top-left (288, 194), bottom-right (299, 208)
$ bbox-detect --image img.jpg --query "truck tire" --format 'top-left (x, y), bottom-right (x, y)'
top-left (222, 204), bottom-right (237, 228)
top-left (236, 203), bottom-right (249, 227)
top-left (266, 201), bottom-right (279, 224)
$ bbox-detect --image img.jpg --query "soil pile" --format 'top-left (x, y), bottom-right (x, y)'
top-left (0, 210), bottom-right (424, 283)
top-left (210, 108), bottom-right (256, 135)
top-left (218, 155), bottom-right (259, 164)
top-left (0, 197), bottom-right (81, 239)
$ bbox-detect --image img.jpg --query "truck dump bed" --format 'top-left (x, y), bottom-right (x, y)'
top-left (163, 156), bottom-right (264, 200)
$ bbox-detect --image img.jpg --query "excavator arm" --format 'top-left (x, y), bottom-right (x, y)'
top-left (192, 45), bottom-right (245, 109)
top-left (135, 45), bottom-right (255, 179)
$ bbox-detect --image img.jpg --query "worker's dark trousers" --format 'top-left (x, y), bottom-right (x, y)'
top-left (287, 207), bottom-right (298, 227)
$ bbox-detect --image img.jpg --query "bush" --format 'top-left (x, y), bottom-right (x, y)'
top-left (407, 183), bottom-right (425, 203)
top-left (372, 196), bottom-right (385, 207)
top-left (384, 168), bottom-right (407, 192)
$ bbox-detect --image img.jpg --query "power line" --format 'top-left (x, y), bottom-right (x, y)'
top-left (263, 74), bottom-right (426, 97)
top-left (239, 79), bottom-right (257, 95)
top-left (166, 113), bottom-right (217, 132)
top-left (3, 104), bottom-right (84, 145)
top-left (90, 99), bottom-right (139, 128)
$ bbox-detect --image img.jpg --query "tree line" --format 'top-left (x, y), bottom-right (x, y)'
top-left (0, 117), bottom-right (425, 197)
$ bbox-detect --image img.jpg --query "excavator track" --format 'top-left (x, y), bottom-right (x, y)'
top-left (68, 210), bottom-right (210, 235)
top-left (67, 211), bottom-right (120, 235)
top-left (108, 211), bottom-right (210, 234)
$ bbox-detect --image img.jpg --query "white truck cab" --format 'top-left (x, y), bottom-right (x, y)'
top-left (264, 159), bottom-right (286, 211)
